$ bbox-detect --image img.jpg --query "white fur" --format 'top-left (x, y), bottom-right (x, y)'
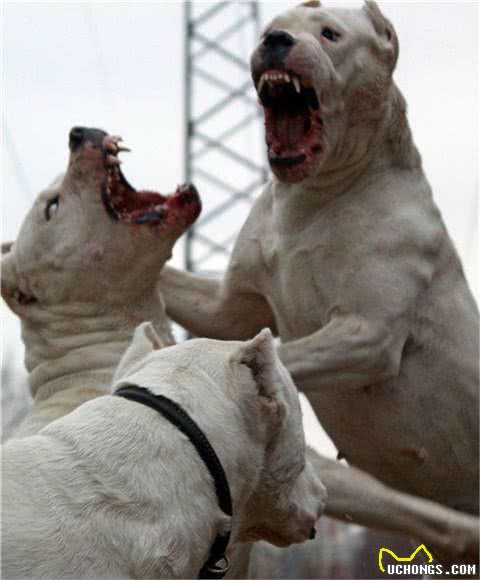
top-left (158, 0), bottom-right (479, 559)
top-left (2, 324), bottom-right (326, 579)
top-left (0, 131), bottom-right (197, 438)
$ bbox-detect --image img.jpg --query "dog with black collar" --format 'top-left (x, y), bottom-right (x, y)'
top-left (2, 322), bottom-right (326, 579)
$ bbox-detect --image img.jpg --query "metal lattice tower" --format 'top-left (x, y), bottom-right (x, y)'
top-left (184, 1), bottom-right (267, 273)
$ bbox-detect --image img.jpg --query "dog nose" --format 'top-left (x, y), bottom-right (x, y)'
top-left (69, 127), bottom-right (108, 151)
top-left (177, 183), bottom-right (201, 205)
top-left (263, 30), bottom-right (295, 54)
top-left (69, 127), bottom-right (86, 150)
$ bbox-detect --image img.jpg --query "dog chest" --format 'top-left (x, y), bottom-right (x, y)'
top-left (258, 220), bottom-right (364, 338)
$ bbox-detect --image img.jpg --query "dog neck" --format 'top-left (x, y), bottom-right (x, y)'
top-left (272, 84), bottom-right (421, 218)
top-left (53, 393), bottom-right (262, 578)
top-left (19, 293), bottom-right (173, 421)
top-left (141, 403), bottom-right (263, 578)
top-left (153, 383), bottom-right (264, 531)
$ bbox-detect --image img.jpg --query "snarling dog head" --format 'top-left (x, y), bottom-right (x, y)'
top-left (2, 127), bottom-right (201, 313)
top-left (115, 323), bottom-right (327, 547)
top-left (251, 1), bottom-right (399, 183)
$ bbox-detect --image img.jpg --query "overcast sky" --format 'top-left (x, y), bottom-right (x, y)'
top-left (2, 1), bottom-right (478, 454)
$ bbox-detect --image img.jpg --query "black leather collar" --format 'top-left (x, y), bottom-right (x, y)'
top-left (114, 385), bottom-right (232, 579)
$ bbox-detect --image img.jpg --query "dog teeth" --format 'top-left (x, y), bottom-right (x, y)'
top-left (105, 143), bottom-right (130, 154)
top-left (106, 154), bottom-right (121, 166)
top-left (258, 71), bottom-right (303, 93)
top-left (258, 75), bottom-right (266, 95)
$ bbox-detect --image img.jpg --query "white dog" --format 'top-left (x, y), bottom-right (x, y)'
top-left (1, 126), bottom-right (201, 438)
top-left (2, 323), bottom-right (327, 579)
top-left (158, 0), bottom-right (479, 556)
top-left (160, 0), bottom-right (478, 515)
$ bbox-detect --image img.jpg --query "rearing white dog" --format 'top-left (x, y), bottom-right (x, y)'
top-left (158, 0), bottom-right (479, 543)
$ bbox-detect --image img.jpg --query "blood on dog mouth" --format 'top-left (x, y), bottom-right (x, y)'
top-left (100, 135), bottom-right (201, 226)
top-left (256, 70), bottom-right (323, 169)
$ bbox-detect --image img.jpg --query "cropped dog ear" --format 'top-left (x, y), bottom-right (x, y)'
top-left (238, 328), bottom-right (276, 397)
top-left (1, 244), bottom-right (33, 314)
top-left (114, 321), bottom-right (166, 380)
top-left (363, 1), bottom-right (399, 70)
top-left (237, 328), bottom-right (286, 422)
top-left (1, 249), bottom-right (18, 309)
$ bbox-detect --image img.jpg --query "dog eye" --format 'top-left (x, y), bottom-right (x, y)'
top-left (45, 196), bottom-right (60, 221)
top-left (322, 27), bottom-right (341, 42)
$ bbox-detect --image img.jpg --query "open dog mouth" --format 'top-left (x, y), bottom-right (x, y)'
top-left (100, 135), bottom-right (200, 226)
top-left (256, 70), bottom-right (323, 171)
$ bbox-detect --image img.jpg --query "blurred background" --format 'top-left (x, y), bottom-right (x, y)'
top-left (2, 1), bottom-right (478, 578)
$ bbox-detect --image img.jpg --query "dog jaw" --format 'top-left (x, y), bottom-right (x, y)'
top-left (67, 129), bottom-right (201, 231)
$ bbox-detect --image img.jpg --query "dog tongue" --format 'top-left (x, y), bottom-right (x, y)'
top-left (275, 112), bottom-right (307, 149)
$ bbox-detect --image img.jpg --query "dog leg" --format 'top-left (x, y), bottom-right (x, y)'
top-left (308, 449), bottom-right (479, 562)
top-left (278, 313), bottom-right (407, 390)
top-left (159, 265), bottom-right (275, 340)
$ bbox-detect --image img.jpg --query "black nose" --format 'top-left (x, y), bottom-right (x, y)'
top-left (69, 127), bottom-right (108, 151)
top-left (177, 183), bottom-right (200, 204)
top-left (262, 30), bottom-right (295, 64)
top-left (69, 127), bottom-right (85, 150)
top-left (263, 29), bottom-right (295, 51)
top-left (309, 527), bottom-right (316, 540)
